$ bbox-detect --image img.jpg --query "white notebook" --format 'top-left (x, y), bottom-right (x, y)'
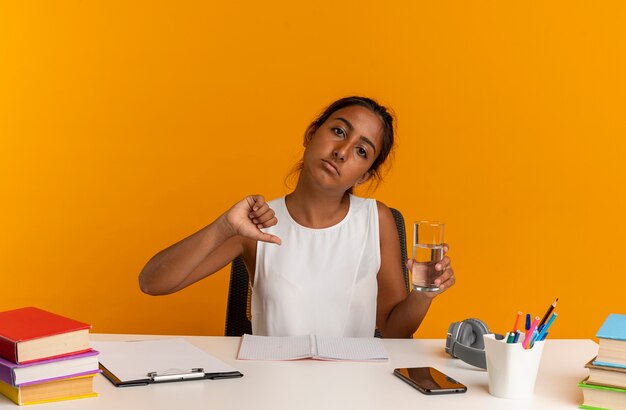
top-left (237, 334), bottom-right (388, 362)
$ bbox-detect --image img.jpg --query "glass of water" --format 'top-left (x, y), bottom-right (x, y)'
top-left (412, 221), bottom-right (445, 292)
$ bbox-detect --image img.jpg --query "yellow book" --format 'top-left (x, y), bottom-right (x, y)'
top-left (0, 374), bottom-right (97, 405)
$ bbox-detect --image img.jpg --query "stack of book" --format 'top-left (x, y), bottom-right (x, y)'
top-left (579, 313), bottom-right (626, 410)
top-left (0, 307), bottom-right (99, 405)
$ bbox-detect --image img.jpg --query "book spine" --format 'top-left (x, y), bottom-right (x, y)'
top-left (0, 336), bottom-right (17, 364)
top-left (0, 379), bottom-right (20, 405)
top-left (0, 362), bottom-right (15, 386)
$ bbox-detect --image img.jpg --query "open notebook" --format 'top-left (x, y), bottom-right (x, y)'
top-left (237, 334), bottom-right (389, 362)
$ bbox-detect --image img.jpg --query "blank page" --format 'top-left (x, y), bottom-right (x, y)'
top-left (315, 336), bottom-right (389, 362)
top-left (236, 334), bottom-right (388, 362)
top-left (237, 334), bottom-right (313, 360)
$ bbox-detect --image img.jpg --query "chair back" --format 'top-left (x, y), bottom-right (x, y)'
top-left (225, 256), bottom-right (252, 337)
top-left (224, 207), bottom-right (410, 337)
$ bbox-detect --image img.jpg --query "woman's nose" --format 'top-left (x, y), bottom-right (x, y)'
top-left (333, 149), bottom-right (346, 161)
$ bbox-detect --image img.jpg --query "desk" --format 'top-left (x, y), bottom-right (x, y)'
top-left (0, 334), bottom-right (596, 410)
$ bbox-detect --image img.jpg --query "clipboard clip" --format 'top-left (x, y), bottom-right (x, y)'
top-left (147, 368), bottom-right (205, 382)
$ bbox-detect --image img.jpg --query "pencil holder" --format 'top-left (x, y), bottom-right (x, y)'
top-left (483, 333), bottom-right (545, 399)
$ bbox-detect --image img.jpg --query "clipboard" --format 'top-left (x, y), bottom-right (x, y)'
top-left (90, 338), bottom-right (243, 387)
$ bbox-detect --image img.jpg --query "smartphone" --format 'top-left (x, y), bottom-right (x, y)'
top-left (393, 367), bottom-right (467, 395)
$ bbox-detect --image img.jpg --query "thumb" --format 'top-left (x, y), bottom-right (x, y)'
top-left (257, 232), bottom-right (282, 245)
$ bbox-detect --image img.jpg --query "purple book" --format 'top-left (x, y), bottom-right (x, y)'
top-left (0, 349), bottom-right (100, 387)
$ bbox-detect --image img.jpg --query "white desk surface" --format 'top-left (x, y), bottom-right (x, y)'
top-left (0, 334), bottom-right (597, 410)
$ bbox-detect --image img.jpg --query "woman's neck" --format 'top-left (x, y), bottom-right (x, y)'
top-left (285, 185), bottom-right (351, 229)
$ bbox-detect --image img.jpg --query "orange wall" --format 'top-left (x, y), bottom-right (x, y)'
top-left (1, 2), bottom-right (624, 340)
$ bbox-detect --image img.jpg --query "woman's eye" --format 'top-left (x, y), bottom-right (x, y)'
top-left (333, 127), bottom-right (345, 137)
top-left (357, 147), bottom-right (367, 158)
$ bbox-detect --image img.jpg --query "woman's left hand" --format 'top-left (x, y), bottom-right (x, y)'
top-left (407, 243), bottom-right (456, 298)
top-left (431, 243), bottom-right (455, 296)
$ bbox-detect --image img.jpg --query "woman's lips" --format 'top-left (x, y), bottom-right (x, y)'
top-left (321, 159), bottom-right (340, 175)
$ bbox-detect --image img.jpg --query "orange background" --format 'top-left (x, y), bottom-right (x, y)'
top-left (1, 1), bottom-right (624, 339)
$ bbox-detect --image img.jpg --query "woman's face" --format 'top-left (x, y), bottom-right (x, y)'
top-left (301, 105), bottom-right (383, 192)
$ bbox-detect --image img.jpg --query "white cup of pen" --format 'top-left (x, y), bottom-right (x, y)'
top-left (411, 221), bottom-right (444, 292)
top-left (484, 304), bottom-right (559, 399)
top-left (483, 333), bottom-right (545, 399)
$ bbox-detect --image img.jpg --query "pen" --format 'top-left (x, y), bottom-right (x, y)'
top-left (512, 311), bottom-right (522, 333)
top-left (513, 330), bottom-right (521, 343)
top-left (525, 313), bottom-right (531, 331)
top-left (147, 368), bottom-right (206, 382)
top-left (506, 332), bottom-right (515, 343)
top-left (536, 312), bottom-right (558, 342)
top-left (152, 372), bottom-right (206, 382)
top-left (529, 329), bottom-right (540, 349)
top-left (538, 298), bottom-right (558, 330)
top-left (523, 316), bottom-right (540, 349)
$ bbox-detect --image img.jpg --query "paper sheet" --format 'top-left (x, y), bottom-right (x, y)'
top-left (91, 338), bottom-right (239, 382)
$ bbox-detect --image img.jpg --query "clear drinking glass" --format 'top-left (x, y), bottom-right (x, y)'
top-left (412, 221), bottom-right (445, 292)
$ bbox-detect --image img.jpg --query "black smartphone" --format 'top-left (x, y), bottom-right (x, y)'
top-left (393, 367), bottom-right (467, 395)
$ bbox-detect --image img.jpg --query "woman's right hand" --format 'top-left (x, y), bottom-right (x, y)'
top-left (222, 195), bottom-right (281, 245)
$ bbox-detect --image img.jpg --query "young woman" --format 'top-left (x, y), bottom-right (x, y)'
top-left (139, 96), bottom-right (455, 338)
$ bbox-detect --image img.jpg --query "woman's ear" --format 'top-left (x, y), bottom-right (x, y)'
top-left (303, 125), bottom-right (316, 147)
top-left (355, 171), bottom-right (372, 186)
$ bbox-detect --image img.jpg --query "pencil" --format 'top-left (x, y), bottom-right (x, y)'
top-left (536, 312), bottom-right (558, 342)
top-left (538, 298), bottom-right (558, 329)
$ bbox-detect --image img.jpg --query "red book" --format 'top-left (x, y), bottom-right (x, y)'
top-left (0, 307), bottom-right (91, 364)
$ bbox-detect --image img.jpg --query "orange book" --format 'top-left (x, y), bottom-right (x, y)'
top-left (0, 307), bottom-right (91, 364)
